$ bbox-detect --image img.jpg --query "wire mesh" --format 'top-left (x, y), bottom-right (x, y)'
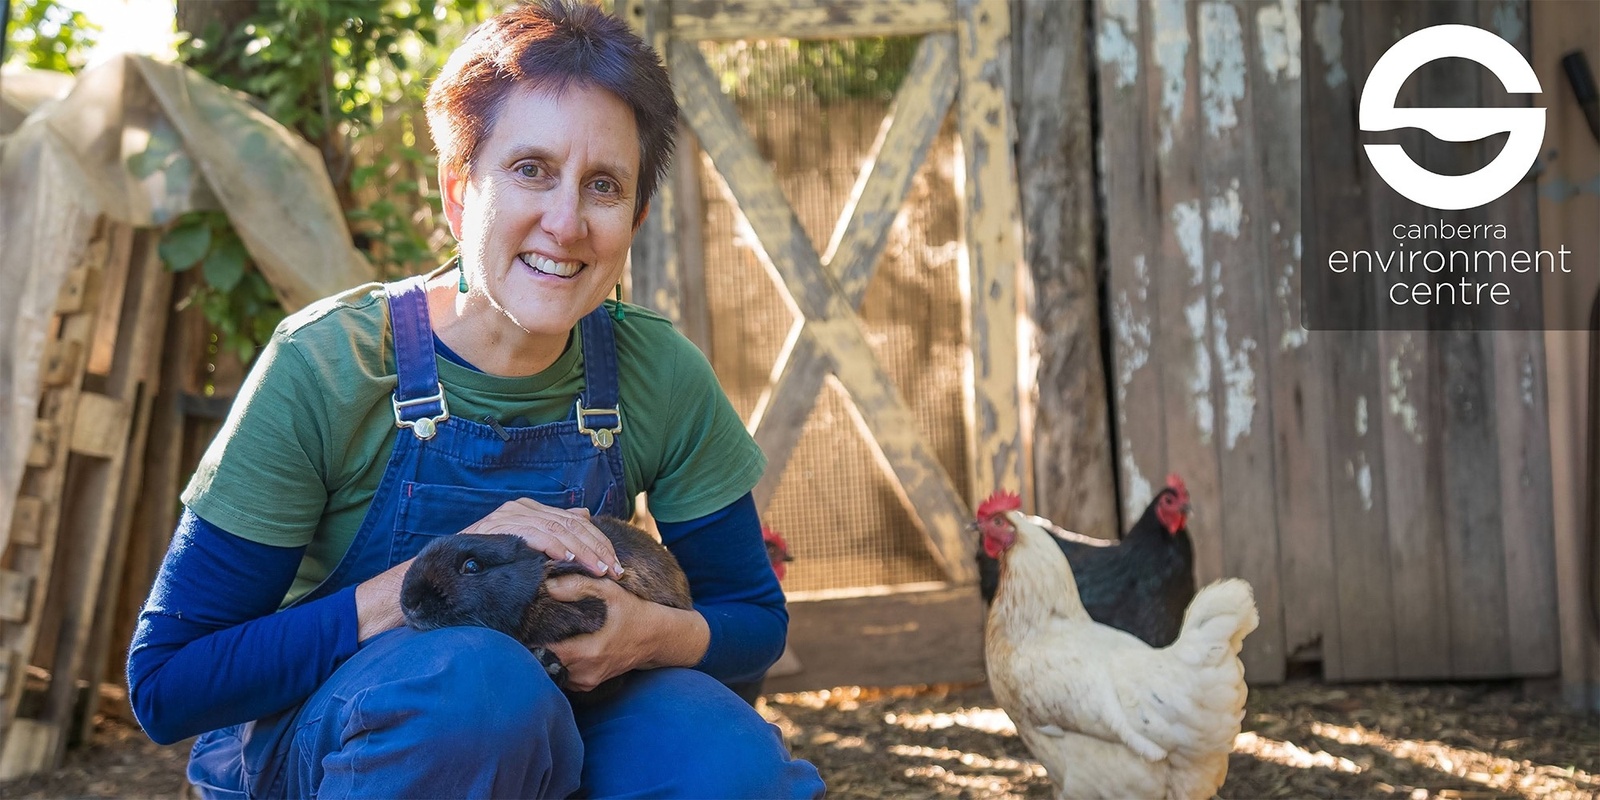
top-left (697, 37), bottom-right (969, 593)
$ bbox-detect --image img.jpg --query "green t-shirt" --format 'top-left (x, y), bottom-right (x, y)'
top-left (182, 279), bottom-right (765, 604)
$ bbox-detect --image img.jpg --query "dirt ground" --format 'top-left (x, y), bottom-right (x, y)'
top-left (1, 680), bottom-right (1595, 799)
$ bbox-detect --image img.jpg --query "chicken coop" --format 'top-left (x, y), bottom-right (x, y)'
top-left (621, 0), bottom-right (1600, 708)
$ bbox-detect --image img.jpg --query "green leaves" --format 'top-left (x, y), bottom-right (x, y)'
top-left (4, 0), bottom-right (100, 74)
top-left (158, 218), bottom-right (213, 272)
top-left (158, 212), bottom-right (270, 362)
top-left (202, 236), bottom-right (249, 292)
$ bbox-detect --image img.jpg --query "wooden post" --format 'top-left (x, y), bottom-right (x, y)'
top-left (956, 0), bottom-right (1028, 510)
top-left (1011, 0), bottom-right (1118, 541)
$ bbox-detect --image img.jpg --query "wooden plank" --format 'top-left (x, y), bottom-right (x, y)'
top-left (38, 340), bottom-right (82, 388)
top-left (8, 497), bottom-right (43, 549)
top-left (1194, 0), bottom-right (1283, 684)
top-left (763, 588), bottom-right (986, 692)
top-left (53, 264), bottom-right (91, 316)
top-left (1254, 0), bottom-right (1339, 675)
top-left (1477, 0), bottom-right (1560, 679)
top-left (68, 392), bottom-right (131, 460)
top-left (748, 33), bottom-right (957, 505)
top-left (0, 719), bottom-right (57, 781)
top-left (1375, 328), bottom-right (1452, 679)
top-left (79, 234), bottom-right (174, 737)
top-left (0, 571), bottom-right (32, 623)
top-left (1014, 0), bottom-right (1117, 540)
top-left (1492, 325), bottom-right (1561, 676)
top-left (1309, 0), bottom-right (1396, 681)
top-left (670, 125), bottom-right (712, 354)
top-left (1415, 0), bottom-right (1509, 679)
top-left (1439, 329), bottom-right (1513, 677)
top-left (86, 224), bottom-right (135, 377)
top-left (1096, 0), bottom-right (1168, 535)
top-left (824, 33), bottom-right (958, 301)
top-left (956, 0), bottom-right (1027, 510)
top-left (626, 0), bottom-right (684, 327)
top-left (25, 422), bottom-right (56, 469)
top-left (672, 0), bottom-right (956, 42)
top-left (1363, 1), bottom-right (1450, 680)
top-left (1140, 0), bottom-right (1228, 597)
top-left (672, 41), bottom-right (975, 582)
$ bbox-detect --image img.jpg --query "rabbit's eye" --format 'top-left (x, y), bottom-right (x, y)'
top-left (460, 558), bottom-right (481, 575)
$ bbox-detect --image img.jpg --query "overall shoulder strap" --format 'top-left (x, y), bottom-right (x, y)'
top-left (385, 276), bottom-right (449, 438)
top-left (574, 306), bottom-right (623, 450)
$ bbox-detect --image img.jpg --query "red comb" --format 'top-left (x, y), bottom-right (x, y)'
top-left (977, 490), bottom-right (1022, 518)
top-left (1166, 473), bottom-right (1186, 491)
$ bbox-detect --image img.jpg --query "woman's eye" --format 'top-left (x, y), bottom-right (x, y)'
top-left (517, 164), bottom-right (543, 178)
top-left (461, 558), bottom-right (481, 575)
top-left (592, 179), bottom-right (618, 195)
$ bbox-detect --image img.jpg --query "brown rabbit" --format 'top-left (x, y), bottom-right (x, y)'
top-left (399, 517), bottom-right (692, 691)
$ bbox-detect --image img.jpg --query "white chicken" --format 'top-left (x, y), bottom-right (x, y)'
top-left (977, 492), bottom-right (1258, 800)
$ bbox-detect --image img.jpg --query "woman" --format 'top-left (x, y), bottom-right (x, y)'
top-left (126, 3), bottom-right (825, 797)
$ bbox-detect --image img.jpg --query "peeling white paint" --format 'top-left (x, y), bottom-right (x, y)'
top-left (1492, 2), bottom-right (1524, 46)
top-left (1521, 351), bottom-right (1536, 407)
top-left (1173, 201), bottom-right (1205, 275)
top-left (1356, 454), bottom-right (1373, 512)
top-left (1171, 201), bottom-right (1213, 443)
top-left (1199, 3), bottom-right (1246, 136)
top-left (1284, 233), bottom-right (1307, 350)
top-left (1344, 454), bottom-right (1373, 511)
top-left (1355, 394), bottom-right (1368, 436)
top-left (1256, 0), bottom-right (1301, 82)
top-left (1098, 0), bottom-right (1141, 89)
top-left (1276, 262), bottom-right (1307, 351)
top-left (1153, 0), bottom-right (1190, 154)
top-left (1207, 179), bottom-right (1244, 238)
top-left (1212, 304), bottom-right (1257, 450)
top-left (1113, 254), bottom-right (1154, 522)
top-left (1313, 3), bottom-right (1347, 89)
top-left (1386, 333), bottom-right (1424, 444)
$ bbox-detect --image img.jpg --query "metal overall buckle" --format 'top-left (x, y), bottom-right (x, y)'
top-left (575, 399), bottom-right (622, 449)
top-left (392, 383), bottom-right (451, 440)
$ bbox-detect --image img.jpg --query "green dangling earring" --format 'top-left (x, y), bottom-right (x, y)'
top-left (610, 282), bottom-right (626, 321)
top-left (456, 254), bottom-right (469, 294)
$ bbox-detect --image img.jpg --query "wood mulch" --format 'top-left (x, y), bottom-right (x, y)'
top-left (1, 680), bottom-right (1595, 799)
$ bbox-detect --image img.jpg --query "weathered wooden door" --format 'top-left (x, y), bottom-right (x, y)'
top-left (623, 0), bottom-right (1027, 687)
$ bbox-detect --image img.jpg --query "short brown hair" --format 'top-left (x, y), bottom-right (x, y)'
top-left (425, 1), bottom-right (678, 222)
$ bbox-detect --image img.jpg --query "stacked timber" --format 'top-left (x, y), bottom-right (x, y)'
top-left (0, 217), bottom-right (233, 779)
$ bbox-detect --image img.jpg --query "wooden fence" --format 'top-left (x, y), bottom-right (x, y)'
top-left (1095, 0), bottom-right (1561, 684)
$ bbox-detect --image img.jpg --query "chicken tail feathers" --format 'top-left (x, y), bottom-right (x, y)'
top-left (1172, 578), bottom-right (1259, 668)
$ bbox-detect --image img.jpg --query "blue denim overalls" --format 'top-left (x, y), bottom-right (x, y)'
top-left (187, 276), bottom-right (823, 799)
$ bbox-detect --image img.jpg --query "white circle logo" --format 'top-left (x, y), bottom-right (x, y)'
top-left (1361, 24), bottom-right (1545, 210)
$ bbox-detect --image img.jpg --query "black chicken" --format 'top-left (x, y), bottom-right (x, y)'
top-left (975, 474), bottom-right (1195, 647)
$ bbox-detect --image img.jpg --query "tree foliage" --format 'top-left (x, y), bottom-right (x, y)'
top-left (4, 0), bottom-right (99, 73)
top-left (155, 0), bottom-right (487, 365)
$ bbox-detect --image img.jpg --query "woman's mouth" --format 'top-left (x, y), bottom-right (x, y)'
top-left (520, 253), bottom-right (584, 278)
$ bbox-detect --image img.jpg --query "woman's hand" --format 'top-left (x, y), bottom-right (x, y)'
top-left (461, 499), bottom-right (623, 578)
top-left (543, 575), bottom-right (711, 691)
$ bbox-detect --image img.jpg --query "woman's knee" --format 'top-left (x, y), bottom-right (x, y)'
top-left (356, 626), bottom-right (573, 748)
top-left (576, 669), bottom-right (822, 798)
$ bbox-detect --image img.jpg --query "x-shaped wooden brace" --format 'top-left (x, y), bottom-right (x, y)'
top-left (671, 35), bottom-right (977, 582)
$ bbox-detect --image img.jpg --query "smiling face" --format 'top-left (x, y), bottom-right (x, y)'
top-left (440, 82), bottom-right (644, 368)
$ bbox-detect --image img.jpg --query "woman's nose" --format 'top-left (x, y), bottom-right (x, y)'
top-left (541, 183), bottom-right (587, 245)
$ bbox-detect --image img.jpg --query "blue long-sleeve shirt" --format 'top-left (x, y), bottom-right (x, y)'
top-left (127, 493), bottom-right (784, 745)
